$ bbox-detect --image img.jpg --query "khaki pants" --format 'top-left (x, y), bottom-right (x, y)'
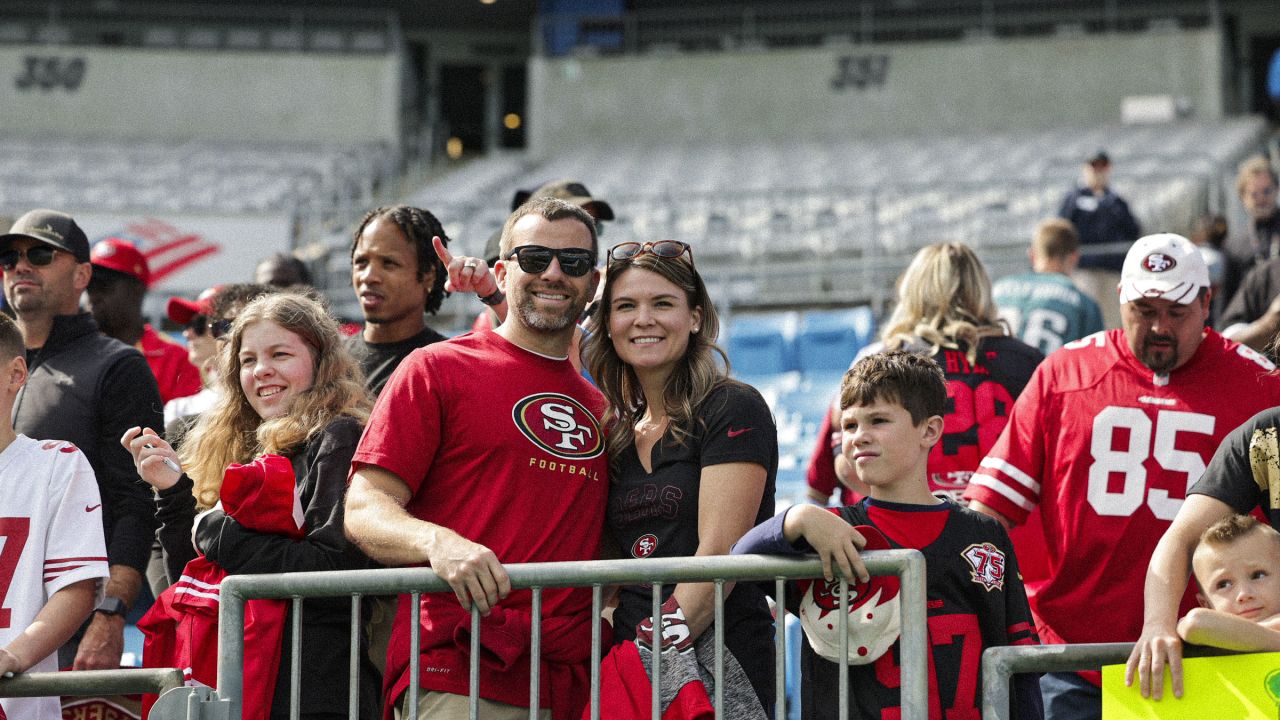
top-left (1074, 267), bottom-right (1123, 330)
top-left (397, 691), bottom-right (551, 720)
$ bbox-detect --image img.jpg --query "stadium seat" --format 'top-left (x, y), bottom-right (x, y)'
top-left (795, 306), bottom-right (875, 373)
top-left (725, 311), bottom-right (799, 377)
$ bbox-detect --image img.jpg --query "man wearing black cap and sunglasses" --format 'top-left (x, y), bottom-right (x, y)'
top-left (470, 179), bottom-right (615, 334)
top-left (346, 197), bottom-right (609, 719)
top-left (0, 209), bottom-right (163, 671)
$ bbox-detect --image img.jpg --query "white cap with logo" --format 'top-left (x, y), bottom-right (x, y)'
top-left (1117, 233), bottom-right (1210, 305)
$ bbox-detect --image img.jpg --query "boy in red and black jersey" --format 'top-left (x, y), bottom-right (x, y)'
top-left (736, 350), bottom-right (1041, 719)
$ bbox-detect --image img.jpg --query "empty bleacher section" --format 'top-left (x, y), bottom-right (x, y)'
top-left (412, 117), bottom-right (1268, 315)
top-left (0, 137), bottom-right (391, 219)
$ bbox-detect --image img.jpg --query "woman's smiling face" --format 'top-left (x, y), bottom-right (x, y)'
top-left (238, 320), bottom-right (315, 420)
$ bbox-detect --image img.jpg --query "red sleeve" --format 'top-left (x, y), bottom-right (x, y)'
top-left (350, 351), bottom-right (443, 493)
top-left (805, 402), bottom-right (840, 498)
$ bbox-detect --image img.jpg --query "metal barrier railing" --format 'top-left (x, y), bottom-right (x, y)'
top-left (980, 641), bottom-right (1243, 720)
top-left (0, 667), bottom-right (186, 706)
top-left (216, 552), bottom-right (929, 720)
top-left (981, 642), bottom-right (1133, 720)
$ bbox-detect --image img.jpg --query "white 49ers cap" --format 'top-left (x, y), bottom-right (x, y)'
top-left (797, 525), bottom-right (901, 665)
top-left (1118, 233), bottom-right (1210, 305)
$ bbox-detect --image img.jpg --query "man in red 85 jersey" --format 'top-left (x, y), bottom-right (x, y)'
top-left (963, 233), bottom-right (1280, 719)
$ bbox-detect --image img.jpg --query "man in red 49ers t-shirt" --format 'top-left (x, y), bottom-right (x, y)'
top-left (963, 233), bottom-right (1280, 720)
top-left (345, 198), bottom-right (609, 720)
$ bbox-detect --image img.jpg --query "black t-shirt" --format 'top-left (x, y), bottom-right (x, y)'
top-left (346, 325), bottom-right (447, 397)
top-left (1218, 258), bottom-right (1280, 363)
top-left (1190, 405), bottom-right (1280, 527)
top-left (608, 380), bottom-right (778, 710)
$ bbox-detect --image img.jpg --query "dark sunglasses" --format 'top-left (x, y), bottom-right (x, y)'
top-left (607, 240), bottom-right (694, 266)
top-left (185, 314), bottom-right (209, 336)
top-left (505, 245), bottom-right (595, 277)
top-left (0, 245), bottom-right (59, 271)
top-left (209, 318), bottom-right (233, 340)
top-left (189, 315), bottom-right (233, 339)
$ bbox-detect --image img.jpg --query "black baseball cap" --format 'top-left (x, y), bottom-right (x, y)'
top-left (0, 209), bottom-right (91, 262)
top-left (511, 179), bottom-right (615, 221)
top-left (1086, 150), bottom-right (1111, 166)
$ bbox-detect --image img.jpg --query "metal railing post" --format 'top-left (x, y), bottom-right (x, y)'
top-left (898, 546), bottom-right (930, 718)
top-left (218, 575), bottom-right (248, 720)
top-left (981, 642), bottom-right (1134, 720)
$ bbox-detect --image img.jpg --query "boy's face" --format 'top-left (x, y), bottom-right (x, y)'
top-left (840, 397), bottom-right (940, 495)
top-left (1193, 530), bottom-right (1280, 620)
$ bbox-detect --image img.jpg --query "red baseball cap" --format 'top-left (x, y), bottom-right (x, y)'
top-left (166, 286), bottom-right (221, 325)
top-left (90, 238), bottom-right (150, 286)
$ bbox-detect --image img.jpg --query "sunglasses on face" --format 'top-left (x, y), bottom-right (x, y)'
top-left (505, 245), bottom-right (595, 277)
top-left (185, 314), bottom-right (210, 336)
top-left (0, 245), bottom-right (59, 271)
top-left (189, 315), bottom-right (233, 339)
top-left (607, 240), bottom-right (694, 266)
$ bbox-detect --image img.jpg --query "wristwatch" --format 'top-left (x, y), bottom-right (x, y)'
top-left (95, 596), bottom-right (127, 617)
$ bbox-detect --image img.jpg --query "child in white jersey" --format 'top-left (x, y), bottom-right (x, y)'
top-left (0, 311), bottom-right (109, 719)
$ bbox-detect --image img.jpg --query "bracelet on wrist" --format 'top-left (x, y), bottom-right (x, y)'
top-left (478, 288), bottom-right (506, 307)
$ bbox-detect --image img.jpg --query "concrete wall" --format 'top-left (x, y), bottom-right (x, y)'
top-left (529, 28), bottom-right (1225, 154)
top-left (1, 45), bottom-right (400, 144)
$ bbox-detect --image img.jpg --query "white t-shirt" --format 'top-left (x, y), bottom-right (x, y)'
top-left (0, 435), bottom-right (109, 720)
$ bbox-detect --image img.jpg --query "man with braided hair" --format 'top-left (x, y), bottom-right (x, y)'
top-left (348, 205), bottom-right (452, 397)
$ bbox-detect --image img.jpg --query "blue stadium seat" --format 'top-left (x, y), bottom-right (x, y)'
top-left (795, 306), bottom-right (876, 373)
top-left (726, 311), bottom-right (799, 376)
top-left (774, 464), bottom-right (808, 506)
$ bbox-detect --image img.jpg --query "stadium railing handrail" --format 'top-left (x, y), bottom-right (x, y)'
top-left (0, 667), bottom-right (184, 697)
top-left (0, 668), bottom-right (185, 709)
top-left (980, 640), bottom-right (1244, 720)
top-left (209, 552), bottom-right (929, 720)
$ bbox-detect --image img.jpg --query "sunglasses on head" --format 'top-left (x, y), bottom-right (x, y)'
top-left (0, 245), bottom-right (59, 271)
top-left (607, 240), bottom-right (694, 266)
top-left (505, 245), bottom-right (595, 277)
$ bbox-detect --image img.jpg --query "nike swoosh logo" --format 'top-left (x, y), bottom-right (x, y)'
top-left (727, 428), bottom-right (753, 438)
top-left (85, 504), bottom-right (101, 512)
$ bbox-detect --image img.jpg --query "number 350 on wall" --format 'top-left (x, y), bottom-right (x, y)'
top-left (14, 56), bottom-right (87, 92)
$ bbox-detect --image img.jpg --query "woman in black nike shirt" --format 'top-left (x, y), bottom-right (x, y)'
top-left (583, 240), bottom-right (777, 717)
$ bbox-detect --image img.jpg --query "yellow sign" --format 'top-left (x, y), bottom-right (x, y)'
top-left (1102, 652), bottom-right (1280, 719)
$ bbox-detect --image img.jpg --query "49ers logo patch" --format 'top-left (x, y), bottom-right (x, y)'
top-left (512, 393), bottom-right (604, 461)
top-left (961, 542), bottom-right (1006, 592)
top-left (631, 533), bottom-right (658, 558)
top-left (1142, 253), bottom-right (1176, 273)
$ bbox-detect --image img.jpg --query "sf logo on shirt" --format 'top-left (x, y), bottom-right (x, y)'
top-left (512, 393), bottom-right (604, 460)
